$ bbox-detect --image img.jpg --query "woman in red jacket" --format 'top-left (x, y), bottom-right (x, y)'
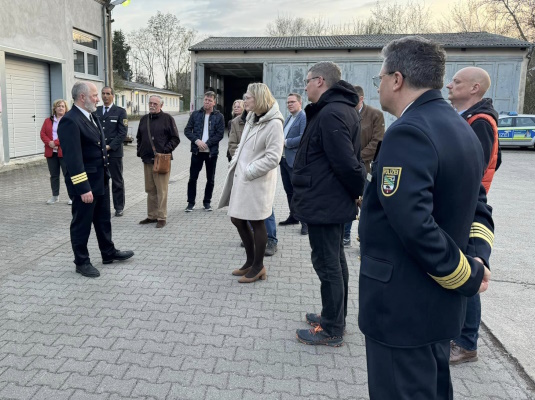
top-left (40, 99), bottom-right (72, 205)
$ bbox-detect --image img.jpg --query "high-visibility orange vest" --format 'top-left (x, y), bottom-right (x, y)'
top-left (467, 113), bottom-right (499, 193)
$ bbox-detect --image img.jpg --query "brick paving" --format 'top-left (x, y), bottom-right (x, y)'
top-left (0, 114), bottom-right (533, 399)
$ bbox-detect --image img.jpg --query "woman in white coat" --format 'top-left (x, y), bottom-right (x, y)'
top-left (218, 83), bottom-right (284, 283)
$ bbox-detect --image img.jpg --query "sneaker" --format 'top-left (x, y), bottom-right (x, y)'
top-left (450, 341), bottom-right (478, 365)
top-left (265, 240), bottom-right (278, 256)
top-left (68, 199), bottom-right (73, 205)
top-left (203, 203), bottom-right (213, 211)
top-left (185, 204), bottom-right (195, 212)
top-left (115, 209), bottom-right (124, 217)
top-left (46, 196), bottom-right (59, 205)
top-left (343, 238), bottom-right (351, 247)
top-left (296, 325), bottom-right (343, 347)
top-left (305, 313), bottom-right (321, 327)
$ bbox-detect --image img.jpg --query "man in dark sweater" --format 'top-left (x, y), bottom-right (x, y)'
top-left (136, 95), bottom-right (180, 228)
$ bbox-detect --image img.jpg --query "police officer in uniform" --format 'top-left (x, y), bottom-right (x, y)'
top-left (58, 81), bottom-right (134, 278)
top-left (358, 37), bottom-right (494, 399)
top-left (96, 86), bottom-right (127, 217)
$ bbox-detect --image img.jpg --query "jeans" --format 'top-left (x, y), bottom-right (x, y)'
top-left (455, 294), bottom-right (481, 351)
top-left (46, 153), bottom-right (72, 198)
top-left (187, 152), bottom-right (218, 205)
top-left (264, 209), bottom-right (278, 244)
top-left (343, 222), bottom-right (352, 240)
top-left (307, 223), bottom-right (348, 337)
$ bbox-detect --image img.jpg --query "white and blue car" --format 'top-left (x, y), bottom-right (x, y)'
top-left (498, 112), bottom-right (535, 148)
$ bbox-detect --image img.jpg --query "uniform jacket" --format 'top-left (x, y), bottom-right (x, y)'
top-left (228, 112), bottom-right (246, 158)
top-left (40, 117), bottom-right (63, 158)
top-left (136, 111), bottom-right (180, 164)
top-left (57, 106), bottom-right (110, 196)
top-left (184, 107), bottom-right (225, 156)
top-left (96, 104), bottom-right (127, 158)
top-left (461, 98), bottom-right (501, 192)
top-left (291, 80), bottom-right (366, 225)
top-left (359, 103), bottom-right (385, 172)
top-left (218, 102), bottom-right (284, 221)
top-left (358, 90), bottom-right (494, 348)
top-left (283, 109), bottom-right (306, 167)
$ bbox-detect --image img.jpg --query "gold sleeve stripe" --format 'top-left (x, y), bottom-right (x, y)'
top-left (470, 222), bottom-right (494, 247)
top-left (429, 250), bottom-right (471, 290)
top-left (71, 172), bottom-right (88, 184)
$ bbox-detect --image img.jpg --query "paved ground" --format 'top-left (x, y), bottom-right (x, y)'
top-left (0, 114), bottom-right (533, 399)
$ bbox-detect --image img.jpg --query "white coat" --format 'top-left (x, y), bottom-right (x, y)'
top-left (218, 102), bottom-right (284, 220)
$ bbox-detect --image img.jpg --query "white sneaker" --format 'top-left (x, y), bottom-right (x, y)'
top-left (46, 196), bottom-right (59, 205)
top-left (68, 199), bottom-right (73, 205)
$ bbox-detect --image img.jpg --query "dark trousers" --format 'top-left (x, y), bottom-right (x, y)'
top-left (108, 157), bottom-right (125, 211)
top-left (307, 223), bottom-right (348, 337)
top-left (455, 294), bottom-right (481, 351)
top-left (70, 184), bottom-right (115, 266)
top-left (280, 157), bottom-right (294, 214)
top-left (187, 153), bottom-right (218, 205)
top-left (46, 154), bottom-right (72, 198)
top-left (365, 337), bottom-right (453, 400)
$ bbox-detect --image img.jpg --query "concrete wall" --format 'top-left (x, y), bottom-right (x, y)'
top-left (0, 0), bottom-right (107, 164)
top-left (191, 47), bottom-right (530, 126)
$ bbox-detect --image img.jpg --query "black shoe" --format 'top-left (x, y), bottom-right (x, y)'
top-left (203, 203), bottom-right (213, 211)
top-left (296, 326), bottom-right (343, 347)
top-left (115, 210), bottom-right (124, 217)
top-left (265, 240), bottom-right (278, 256)
top-left (343, 238), bottom-right (351, 247)
top-left (102, 250), bottom-right (134, 264)
top-left (300, 223), bottom-right (308, 235)
top-left (305, 313), bottom-right (321, 327)
top-left (185, 203), bottom-right (195, 212)
top-left (76, 263), bottom-right (100, 278)
top-left (279, 216), bottom-right (299, 226)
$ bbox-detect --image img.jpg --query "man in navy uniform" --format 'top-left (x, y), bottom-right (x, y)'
top-left (96, 86), bottom-right (127, 217)
top-left (58, 81), bottom-right (134, 278)
top-left (358, 37), bottom-right (494, 398)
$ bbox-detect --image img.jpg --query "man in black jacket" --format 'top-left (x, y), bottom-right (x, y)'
top-left (292, 62), bottom-right (366, 346)
top-left (96, 86), bottom-right (127, 217)
top-left (59, 81), bottom-right (134, 278)
top-left (136, 95), bottom-right (180, 229)
top-left (184, 91), bottom-right (225, 212)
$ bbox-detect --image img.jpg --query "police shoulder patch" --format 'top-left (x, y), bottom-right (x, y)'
top-left (381, 167), bottom-right (402, 197)
top-left (123, 119), bottom-right (128, 127)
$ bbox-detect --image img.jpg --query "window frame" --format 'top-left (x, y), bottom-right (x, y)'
top-left (73, 29), bottom-right (101, 79)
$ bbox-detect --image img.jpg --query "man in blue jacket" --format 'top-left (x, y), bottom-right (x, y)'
top-left (184, 91), bottom-right (225, 211)
top-left (358, 36), bottom-right (493, 399)
top-left (279, 93), bottom-right (307, 235)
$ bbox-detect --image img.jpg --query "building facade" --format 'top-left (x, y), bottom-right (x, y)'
top-left (114, 81), bottom-right (182, 116)
top-left (0, 0), bottom-right (116, 164)
top-left (189, 33), bottom-right (533, 126)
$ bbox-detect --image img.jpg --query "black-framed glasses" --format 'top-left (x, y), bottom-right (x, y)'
top-left (304, 76), bottom-right (321, 85)
top-left (372, 72), bottom-right (396, 89)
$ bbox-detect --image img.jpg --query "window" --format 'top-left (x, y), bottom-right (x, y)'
top-left (122, 95), bottom-right (125, 107)
top-left (516, 117), bottom-right (535, 127)
top-left (498, 118), bottom-right (513, 128)
top-left (73, 29), bottom-right (100, 77)
top-left (141, 95), bottom-right (144, 104)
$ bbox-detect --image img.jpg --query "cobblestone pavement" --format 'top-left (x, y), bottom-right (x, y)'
top-left (0, 114), bottom-right (533, 399)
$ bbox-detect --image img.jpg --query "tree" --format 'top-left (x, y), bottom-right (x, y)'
top-left (112, 30), bottom-right (132, 81)
top-left (129, 27), bottom-right (156, 86)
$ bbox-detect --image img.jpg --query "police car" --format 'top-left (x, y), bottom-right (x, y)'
top-left (498, 112), bottom-right (535, 148)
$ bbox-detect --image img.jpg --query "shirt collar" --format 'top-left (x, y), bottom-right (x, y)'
top-left (400, 101), bottom-right (414, 117)
top-left (75, 105), bottom-right (92, 121)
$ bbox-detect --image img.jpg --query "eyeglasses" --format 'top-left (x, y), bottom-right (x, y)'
top-left (372, 72), bottom-right (396, 89)
top-left (304, 76), bottom-right (321, 85)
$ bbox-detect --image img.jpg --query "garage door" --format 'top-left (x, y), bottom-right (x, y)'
top-left (5, 56), bottom-right (51, 158)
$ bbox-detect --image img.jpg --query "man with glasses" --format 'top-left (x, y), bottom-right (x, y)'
top-left (278, 93), bottom-right (307, 235)
top-left (292, 62), bottom-right (366, 347)
top-left (358, 36), bottom-right (494, 399)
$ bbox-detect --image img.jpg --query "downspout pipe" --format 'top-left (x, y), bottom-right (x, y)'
top-left (102, 3), bottom-right (109, 86)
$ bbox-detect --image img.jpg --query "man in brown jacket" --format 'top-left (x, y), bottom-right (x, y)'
top-left (343, 86), bottom-right (385, 246)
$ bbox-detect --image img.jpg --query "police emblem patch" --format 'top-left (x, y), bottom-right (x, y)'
top-left (381, 167), bottom-right (402, 196)
top-left (123, 119), bottom-right (128, 127)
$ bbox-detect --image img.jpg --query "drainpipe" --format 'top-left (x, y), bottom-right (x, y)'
top-left (102, 4), bottom-right (109, 86)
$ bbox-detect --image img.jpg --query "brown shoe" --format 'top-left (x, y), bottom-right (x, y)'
top-left (450, 341), bottom-right (478, 365)
top-left (156, 220), bottom-right (166, 228)
top-left (139, 218), bottom-right (157, 224)
top-left (238, 267), bottom-right (267, 283)
top-left (232, 266), bottom-right (251, 276)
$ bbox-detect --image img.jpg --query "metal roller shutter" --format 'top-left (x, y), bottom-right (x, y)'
top-left (5, 56), bottom-right (51, 158)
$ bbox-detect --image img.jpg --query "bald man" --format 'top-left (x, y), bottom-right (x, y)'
top-left (446, 67), bottom-right (501, 364)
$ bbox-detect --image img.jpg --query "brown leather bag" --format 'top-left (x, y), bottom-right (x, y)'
top-left (147, 117), bottom-right (171, 174)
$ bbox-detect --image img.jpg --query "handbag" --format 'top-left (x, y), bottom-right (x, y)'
top-left (147, 116), bottom-right (171, 174)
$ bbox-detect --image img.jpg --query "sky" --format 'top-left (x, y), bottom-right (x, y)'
top-left (111, 0), bottom-right (453, 39)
